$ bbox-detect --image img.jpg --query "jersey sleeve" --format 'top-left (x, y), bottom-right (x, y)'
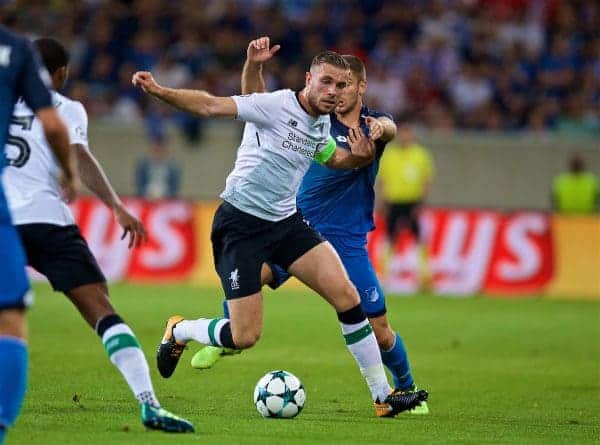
top-left (62, 101), bottom-right (89, 149)
top-left (232, 91), bottom-right (284, 126)
top-left (368, 109), bottom-right (394, 121)
top-left (17, 40), bottom-right (53, 112)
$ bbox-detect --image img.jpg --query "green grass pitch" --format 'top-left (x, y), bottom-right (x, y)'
top-left (9, 282), bottom-right (600, 444)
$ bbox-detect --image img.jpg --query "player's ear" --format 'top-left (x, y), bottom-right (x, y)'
top-left (305, 71), bottom-right (311, 87)
top-left (359, 79), bottom-right (367, 95)
top-left (56, 66), bottom-right (69, 88)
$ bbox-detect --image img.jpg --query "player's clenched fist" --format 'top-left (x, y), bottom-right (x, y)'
top-left (132, 71), bottom-right (160, 95)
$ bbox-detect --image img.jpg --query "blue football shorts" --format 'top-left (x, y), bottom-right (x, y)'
top-left (0, 218), bottom-right (31, 310)
top-left (267, 233), bottom-right (387, 317)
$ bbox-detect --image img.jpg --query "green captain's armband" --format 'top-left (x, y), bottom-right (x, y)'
top-left (314, 136), bottom-right (336, 164)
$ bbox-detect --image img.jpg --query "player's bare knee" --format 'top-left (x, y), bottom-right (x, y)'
top-left (334, 280), bottom-right (360, 312)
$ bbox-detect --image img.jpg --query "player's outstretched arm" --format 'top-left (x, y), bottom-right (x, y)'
top-left (325, 127), bottom-right (376, 170)
top-left (75, 146), bottom-right (147, 248)
top-left (132, 71), bottom-right (237, 118)
top-left (36, 108), bottom-right (79, 202)
top-left (242, 36), bottom-right (280, 94)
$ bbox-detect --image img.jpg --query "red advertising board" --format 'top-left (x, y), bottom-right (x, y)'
top-left (368, 208), bottom-right (554, 296)
top-left (30, 199), bottom-right (595, 299)
top-left (70, 198), bottom-right (197, 281)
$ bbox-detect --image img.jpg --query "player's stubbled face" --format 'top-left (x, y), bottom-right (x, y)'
top-left (306, 64), bottom-right (349, 115)
top-left (336, 72), bottom-right (360, 115)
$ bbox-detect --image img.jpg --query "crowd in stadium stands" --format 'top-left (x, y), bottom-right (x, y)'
top-left (9, 0), bottom-right (599, 138)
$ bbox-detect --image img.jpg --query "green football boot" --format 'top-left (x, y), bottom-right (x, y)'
top-left (190, 346), bottom-right (241, 369)
top-left (141, 403), bottom-right (195, 433)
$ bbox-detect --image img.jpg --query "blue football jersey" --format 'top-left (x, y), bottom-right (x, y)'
top-left (0, 27), bottom-right (52, 222)
top-left (0, 27), bottom-right (51, 307)
top-left (297, 106), bottom-right (392, 242)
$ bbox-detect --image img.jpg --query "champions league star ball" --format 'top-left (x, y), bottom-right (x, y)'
top-left (253, 370), bottom-right (306, 418)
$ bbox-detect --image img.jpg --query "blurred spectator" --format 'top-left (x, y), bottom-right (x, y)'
top-left (448, 62), bottom-right (493, 121)
top-left (135, 137), bottom-right (181, 200)
top-left (378, 123), bottom-right (435, 286)
top-left (365, 63), bottom-right (407, 118)
top-left (555, 92), bottom-right (600, 136)
top-left (153, 53), bottom-right (192, 88)
top-left (552, 154), bottom-right (599, 214)
top-left (538, 34), bottom-right (578, 99)
top-left (9, 0), bottom-right (598, 134)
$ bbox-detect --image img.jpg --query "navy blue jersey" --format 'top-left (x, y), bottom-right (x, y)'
top-left (0, 26), bottom-right (52, 223)
top-left (0, 27), bottom-right (52, 163)
top-left (297, 106), bottom-right (392, 242)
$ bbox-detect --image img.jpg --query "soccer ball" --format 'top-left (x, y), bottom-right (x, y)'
top-left (253, 370), bottom-right (306, 418)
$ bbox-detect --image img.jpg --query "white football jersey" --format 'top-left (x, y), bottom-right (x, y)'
top-left (3, 91), bottom-right (88, 226)
top-left (224, 89), bottom-right (334, 221)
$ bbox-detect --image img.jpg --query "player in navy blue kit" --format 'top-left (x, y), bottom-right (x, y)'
top-left (191, 37), bottom-right (428, 415)
top-left (0, 14), bottom-right (77, 443)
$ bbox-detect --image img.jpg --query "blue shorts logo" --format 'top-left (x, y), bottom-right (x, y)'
top-left (364, 287), bottom-right (379, 303)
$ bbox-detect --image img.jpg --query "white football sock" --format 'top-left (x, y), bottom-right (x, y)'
top-left (102, 323), bottom-right (160, 407)
top-left (341, 319), bottom-right (391, 402)
top-left (173, 318), bottom-right (229, 347)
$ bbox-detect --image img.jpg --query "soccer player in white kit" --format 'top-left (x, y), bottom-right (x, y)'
top-left (3, 38), bottom-right (194, 433)
top-left (133, 46), bottom-right (427, 417)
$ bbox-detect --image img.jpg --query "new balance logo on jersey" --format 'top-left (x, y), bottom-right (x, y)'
top-left (0, 46), bottom-right (12, 67)
top-left (229, 269), bottom-right (240, 290)
top-left (288, 119), bottom-right (298, 128)
top-left (75, 125), bottom-right (86, 139)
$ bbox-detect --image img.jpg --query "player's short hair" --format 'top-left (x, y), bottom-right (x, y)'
top-left (342, 55), bottom-right (366, 82)
top-left (34, 38), bottom-right (70, 74)
top-left (310, 51), bottom-right (349, 72)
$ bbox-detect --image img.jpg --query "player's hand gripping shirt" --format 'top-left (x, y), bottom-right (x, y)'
top-left (223, 89), bottom-right (336, 222)
top-left (3, 91), bottom-right (89, 226)
top-left (297, 106), bottom-right (392, 240)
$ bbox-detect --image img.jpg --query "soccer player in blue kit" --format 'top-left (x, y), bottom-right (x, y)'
top-left (0, 14), bottom-right (78, 444)
top-left (191, 37), bottom-right (429, 415)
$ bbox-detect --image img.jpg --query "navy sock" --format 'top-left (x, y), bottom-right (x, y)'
top-left (380, 332), bottom-right (414, 390)
top-left (219, 322), bottom-right (235, 349)
top-left (0, 336), bottom-right (28, 438)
